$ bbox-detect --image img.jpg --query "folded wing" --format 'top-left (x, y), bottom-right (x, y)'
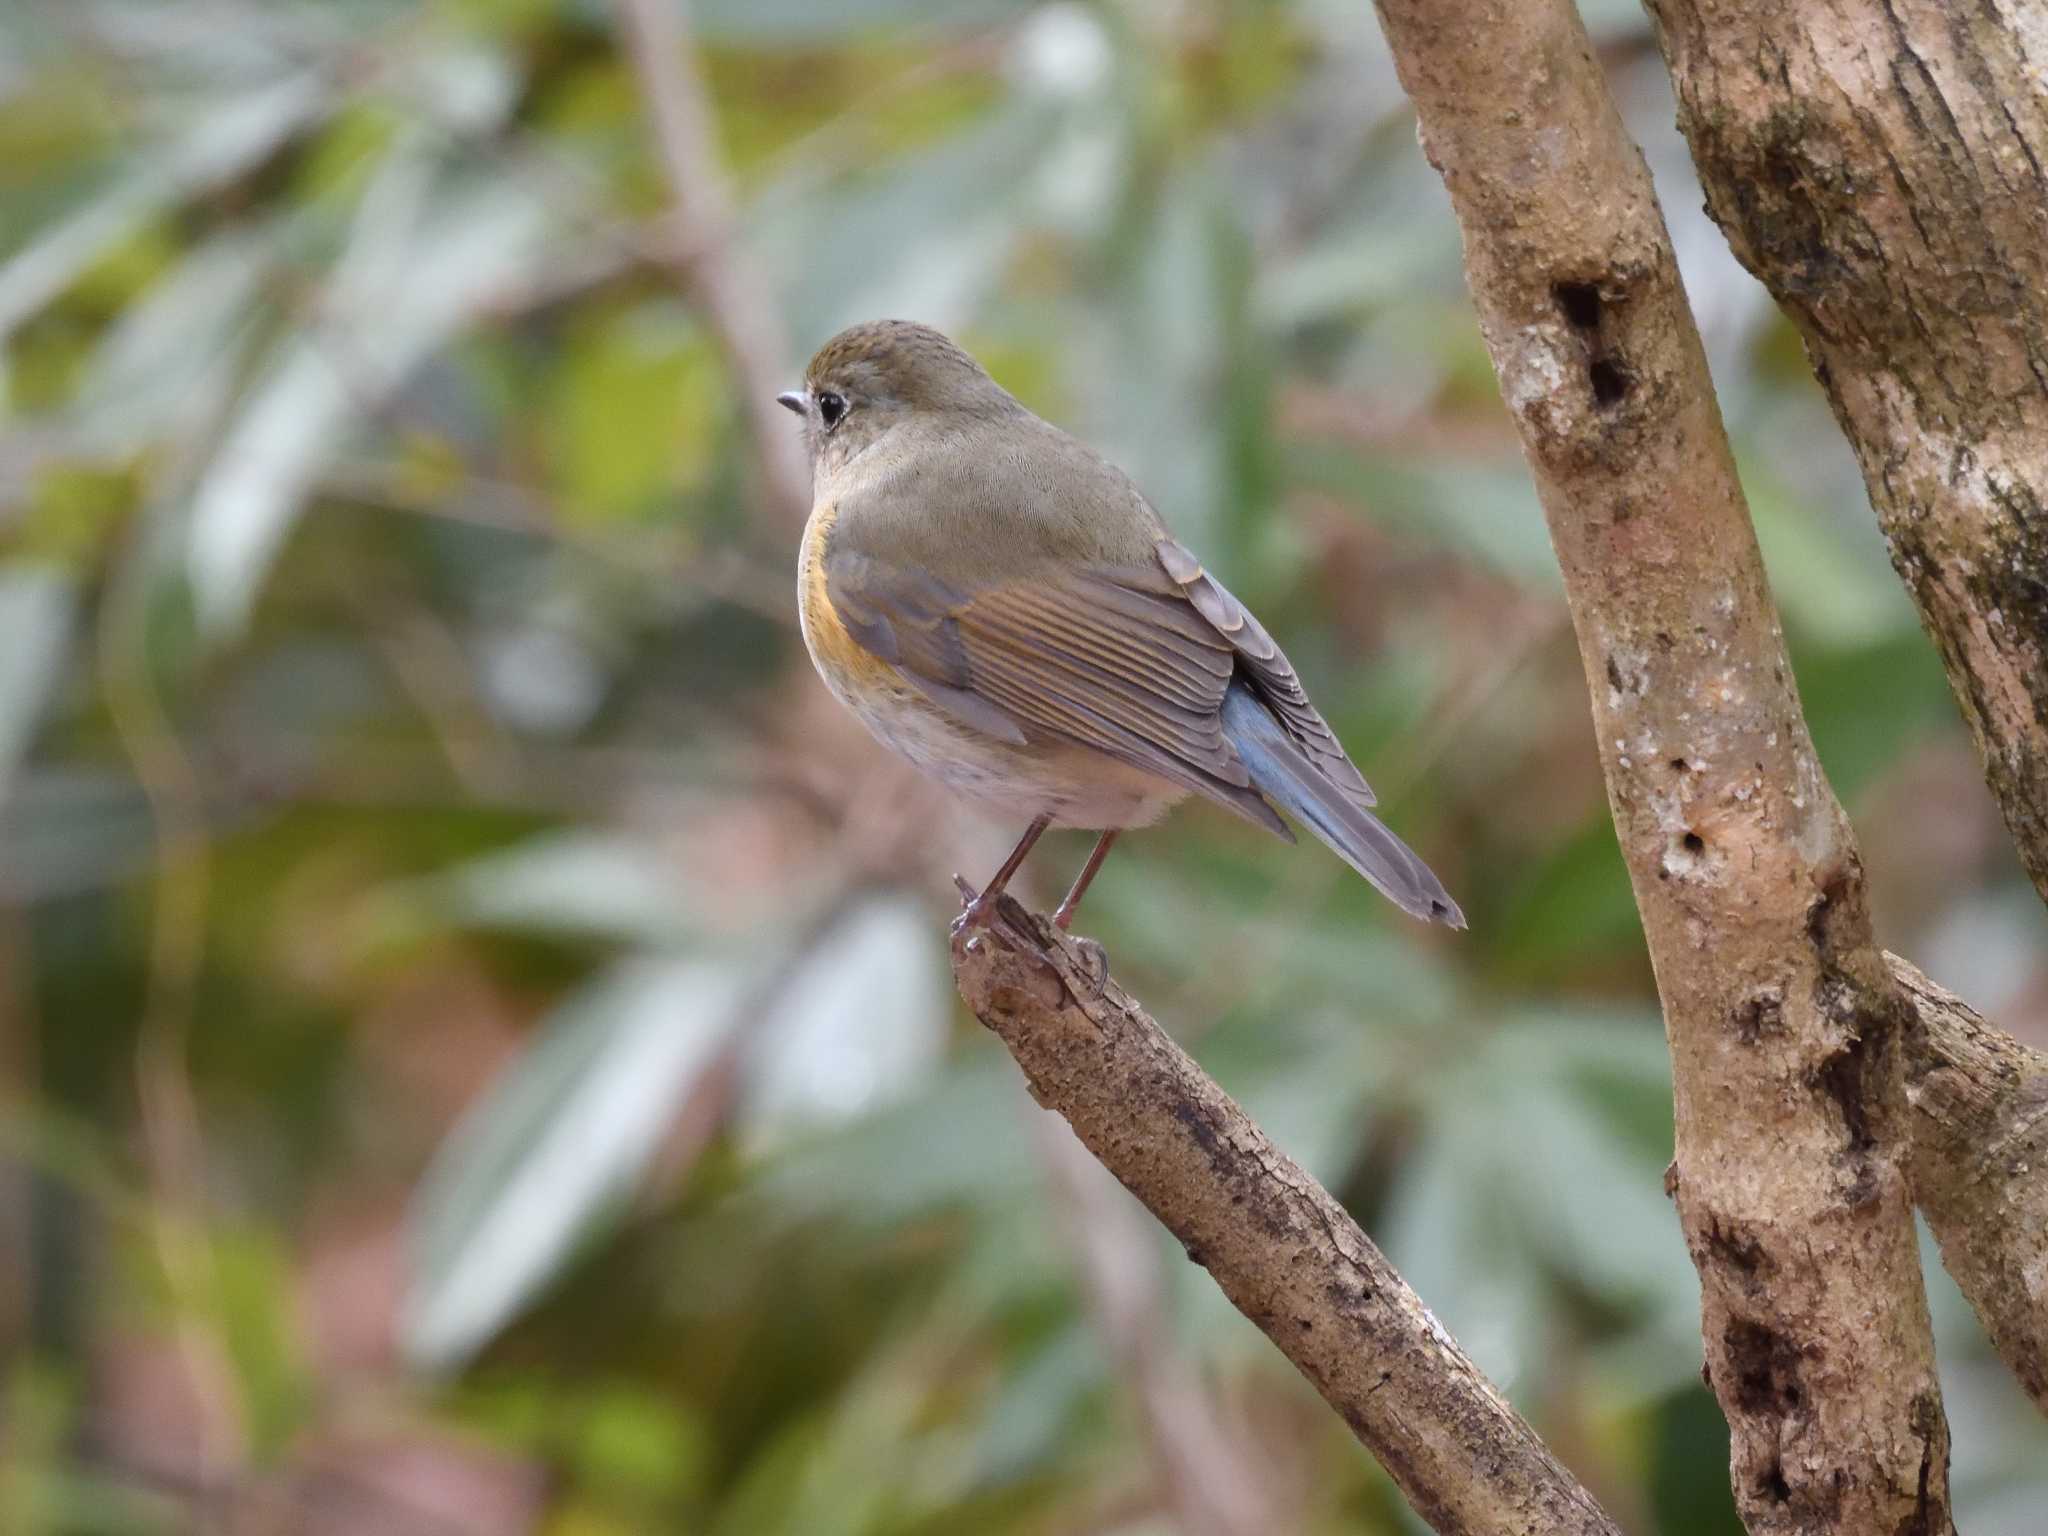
top-left (825, 547), bottom-right (1289, 835)
top-left (1153, 538), bottom-right (1379, 812)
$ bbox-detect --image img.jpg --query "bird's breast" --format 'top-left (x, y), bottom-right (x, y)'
top-left (796, 495), bottom-right (1185, 831)
top-left (798, 498), bottom-right (897, 703)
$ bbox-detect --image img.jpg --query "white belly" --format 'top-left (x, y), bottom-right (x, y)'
top-left (838, 675), bottom-right (1185, 831)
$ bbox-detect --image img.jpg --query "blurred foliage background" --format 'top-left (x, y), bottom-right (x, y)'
top-left (2, 1), bottom-right (2045, 1532)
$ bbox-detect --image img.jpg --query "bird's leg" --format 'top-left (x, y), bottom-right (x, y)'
top-left (1052, 830), bottom-right (1118, 931)
top-left (953, 814), bottom-right (1052, 934)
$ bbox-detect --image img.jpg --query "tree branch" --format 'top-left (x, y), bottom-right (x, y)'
top-left (611, 0), bottom-right (811, 532)
top-left (1637, 0), bottom-right (2048, 1421)
top-left (1643, 0), bottom-right (2048, 910)
top-left (1366, 1), bottom-right (1954, 1529)
top-left (951, 896), bottom-right (1623, 1536)
top-left (1892, 953), bottom-right (2048, 1413)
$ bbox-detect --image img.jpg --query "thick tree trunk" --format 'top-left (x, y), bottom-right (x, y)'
top-left (1645, 0), bottom-right (2048, 907)
top-left (1367, 2), bottom-right (1955, 1530)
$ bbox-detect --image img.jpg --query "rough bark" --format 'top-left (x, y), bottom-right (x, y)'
top-left (1644, 0), bottom-right (2048, 906)
top-left (1892, 952), bottom-right (2048, 1413)
top-left (1367, 1), bottom-right (1954, 1531)
top-left (952, 896), bottom-right (1623, 1536)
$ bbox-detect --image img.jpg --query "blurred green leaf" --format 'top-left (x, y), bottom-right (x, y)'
top-left (0, 769), bottom-right (156, 898)
top-left (1796, 629), bottom-right (1957, 800)
top-left (1385, 1011), bottom-right (1693, 1399)
top-left (547, 305), bottom-right (722, 523)
top-left (68, 228), bottom-right (275, 455)
top-left (1745, 456), bottom-right (1914, 647)
top-left (206, 1225), bottom-right (313, 1460)
top-left (748, 1054), bottom-right (1026, 1223)
top-left (694, 0), bottom-right (1026, 46)
top-left (1290, 444), bottom-right (1562, 587)
top-left (738, 894), bottom-right (949, 1148)
top-left (754, 99), bottom-right (1059, 344)
top-left (403, 956), bottom-right (744, 1370)
top-left (570, 1380), bottom-right (711, 1504)
top-left (189, 152), bottom-right (555, 634)
top-left (0, 71), bottom-right (327, 346)
top-left (375, 830), bottom-right (697, 948)
top-left (0, 565), bottom-right (72, 798)
top-left (1491, 814), bottom-right (1644, 981)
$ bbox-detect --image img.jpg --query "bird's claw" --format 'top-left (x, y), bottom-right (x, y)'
top-left (951, 873), bottom-right (1108, 998)
top-left (1071, 936), bottom-right (1110, 997)
top-left (949, 876), bottom-right (990, 939)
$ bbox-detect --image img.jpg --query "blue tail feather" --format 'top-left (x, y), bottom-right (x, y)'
top-left (1220, 680), bottom-right (1465, 928)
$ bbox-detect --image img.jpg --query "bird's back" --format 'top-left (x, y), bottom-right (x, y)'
top-left (823, 408), bottom-right (1168, 588)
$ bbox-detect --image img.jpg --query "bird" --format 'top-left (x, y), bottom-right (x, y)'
top-left (778, 319), bottom-right (1464, 936)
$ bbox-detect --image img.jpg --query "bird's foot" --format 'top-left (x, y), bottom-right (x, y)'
top-left (952, 874), bottom-right (1108, 998)
top-left (950, 875), bottom-right (993, 938)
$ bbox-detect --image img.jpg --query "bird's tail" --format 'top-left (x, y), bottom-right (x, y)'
top-left (1220, 680), bottom-right (1465, 928)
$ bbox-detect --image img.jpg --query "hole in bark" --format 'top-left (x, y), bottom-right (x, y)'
top-left (1725, 1318), bottom-right (1804, 1417)
top-left (1804, 855), bottom-right (1854, 948)
top-left (1663, 828), bottom-right (1707, 880)
top-left (1669, 757), bottom-right (1690, 773)
top-left (1732, 986), bottom-right (1784, 1045)
top-left (1704, 1216), bottom-right (1772, 1293)
top-left (1811, 1036), bottom-right (1876, 1153)
top-left (1758, 1462), bottom-right (1792, 1503)
top-left (1901, 1391), bottom-right (1942, 1536)
top-left (1554, 280), bottom-right (1603, 329)
top-left (1589, 357), bottom-right (1630, 405)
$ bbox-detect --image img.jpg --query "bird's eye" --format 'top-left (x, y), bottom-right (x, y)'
top-left (817, 390), bottom-right (848, 430)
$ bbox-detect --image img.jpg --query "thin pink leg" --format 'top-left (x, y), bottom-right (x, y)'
top-left (1053, 830), bottom-right (1118, 930)
top-left (955, 814), bottom-right (1052, 932)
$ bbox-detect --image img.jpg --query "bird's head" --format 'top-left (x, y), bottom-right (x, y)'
top-left (776, 319), bottom-right (1016, 474)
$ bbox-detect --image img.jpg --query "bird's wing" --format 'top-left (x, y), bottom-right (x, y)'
top-left (823, 547), bottom-right (1289, 835)
top-left (1153, 538), bottom-right (1379, 811)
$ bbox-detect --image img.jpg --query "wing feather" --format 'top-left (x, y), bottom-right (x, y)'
top-left (1152, 538), bottom-right (1379, 809)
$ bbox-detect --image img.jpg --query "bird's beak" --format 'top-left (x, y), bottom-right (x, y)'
top-left (775, 390), bottom-right (807, 416)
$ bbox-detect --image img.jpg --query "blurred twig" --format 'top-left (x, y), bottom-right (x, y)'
top-left (319, 463), bottom-right (797, 627)
top-left (95, 521), bottom-right (246, 1477)
top-left (348, 588), bottom-right (528, 805)
top-left (611, 0), bottom-right (811, 534)
top-left (0, 897), bottom-right (39, 1352)
top-left (953, 896), bottom-right (1623, 1536)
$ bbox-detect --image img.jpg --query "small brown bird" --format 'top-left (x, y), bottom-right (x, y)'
top-left (780, 320), bottom-right (1463, 934)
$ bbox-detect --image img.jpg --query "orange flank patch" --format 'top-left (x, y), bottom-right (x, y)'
top-left (798, 499), bottom-right (897, 695)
